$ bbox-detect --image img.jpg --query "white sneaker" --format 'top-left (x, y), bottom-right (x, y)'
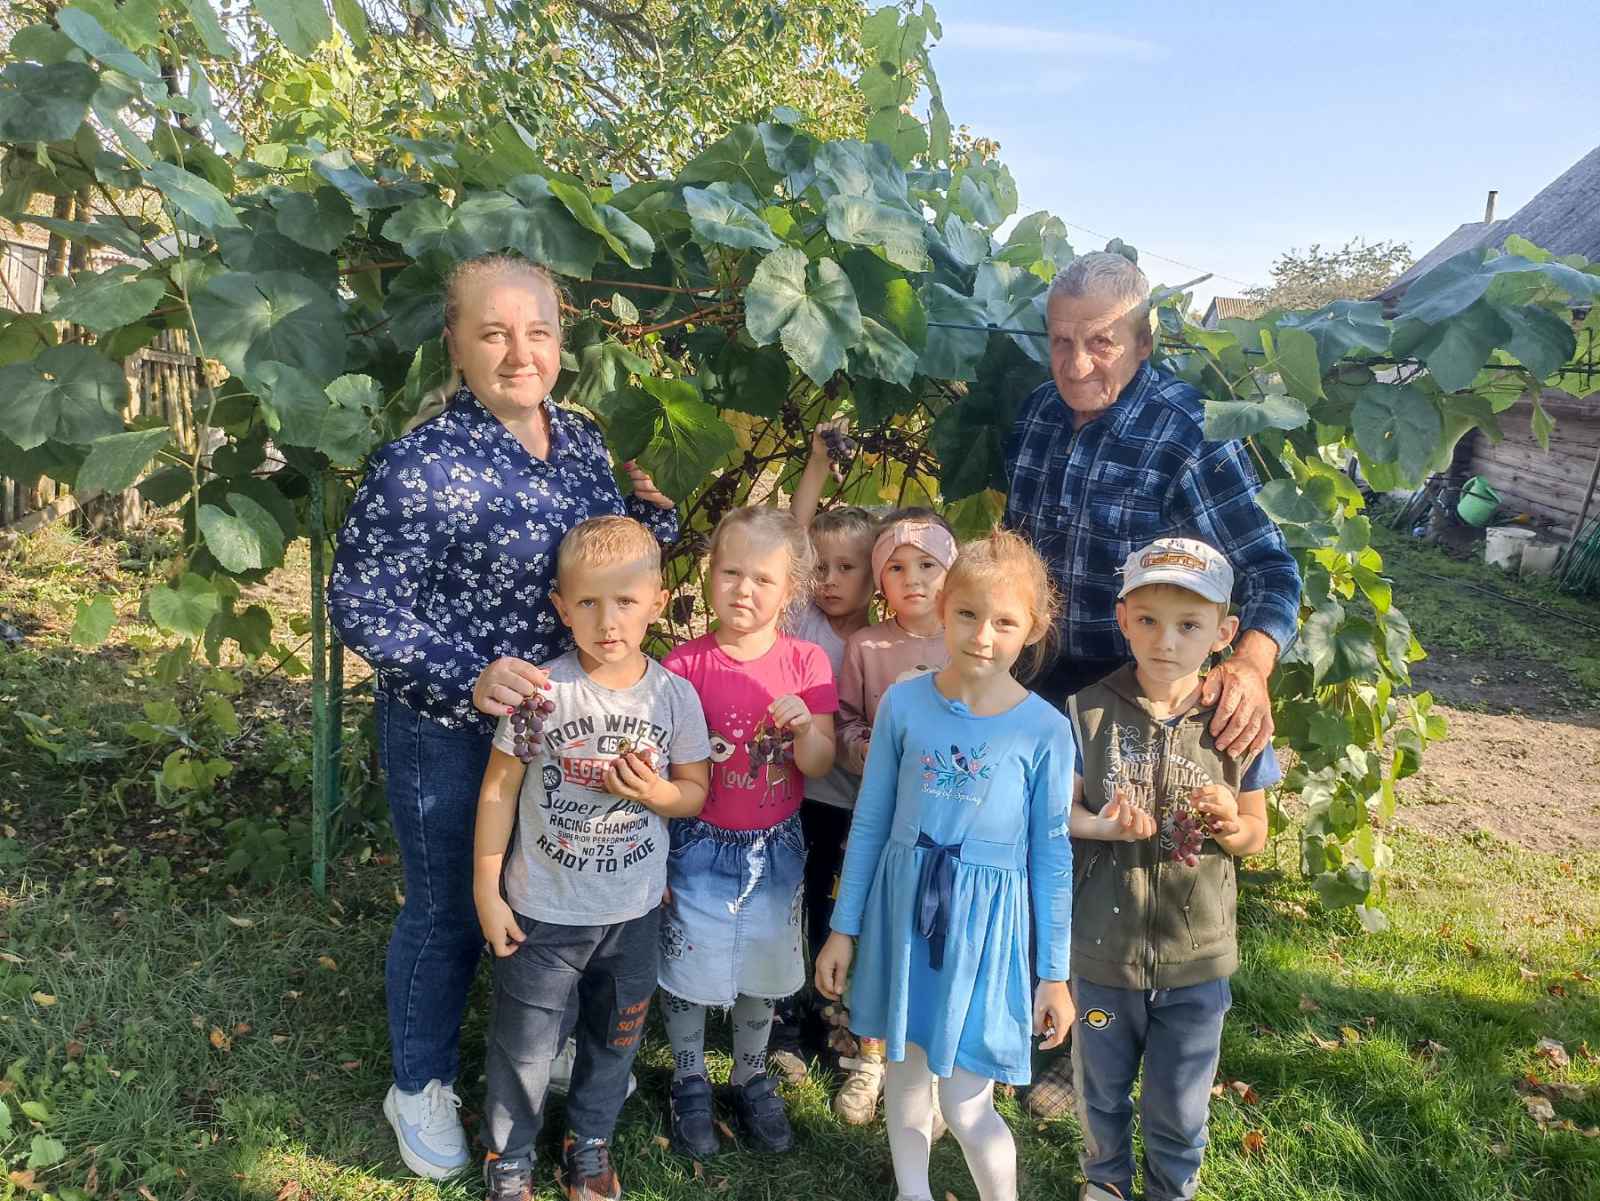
top-left (383, 1079), bottom-right (469, 1180)
top-left (545, 1036), bottom-right (638, 1100)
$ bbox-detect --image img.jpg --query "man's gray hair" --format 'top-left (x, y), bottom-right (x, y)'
top-left (1047, 252), bottom-right (1151, 328)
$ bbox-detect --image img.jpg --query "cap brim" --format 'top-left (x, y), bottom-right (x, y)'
top-left (1117, 567), bottom-right (1231, 605)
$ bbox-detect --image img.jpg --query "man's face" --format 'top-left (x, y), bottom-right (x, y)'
top-left (1047, 291), bottom-right (1153, 427)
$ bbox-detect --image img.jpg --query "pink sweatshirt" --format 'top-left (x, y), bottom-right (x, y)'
top-left (836, 620), bottom-right (950, 774)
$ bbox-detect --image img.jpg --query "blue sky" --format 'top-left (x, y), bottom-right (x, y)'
top-left (925, 1), bottom-right (1596, 306)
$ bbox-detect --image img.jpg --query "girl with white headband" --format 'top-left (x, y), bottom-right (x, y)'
top-left (830, 507), bottom-right (959, 1126)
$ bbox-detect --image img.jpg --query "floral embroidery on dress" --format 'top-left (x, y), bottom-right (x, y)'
top-left (920, 742), bottom-right (992, 788)
top-left (329, 386), bottom-right (677, 732)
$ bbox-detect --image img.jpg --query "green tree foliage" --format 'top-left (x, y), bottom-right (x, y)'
top-left (5, 0), bottom-right (1600, 917)
top-left (1245, 237), bottom-right (1415, 312)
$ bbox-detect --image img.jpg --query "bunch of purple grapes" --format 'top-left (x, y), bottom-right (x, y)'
top-left (509, 693), bottom-right (557, 763)
top-left (820, 426), bottom-right (858, 482)
top-left (746, 717), bottom-right (794, 800)
top-left (1165, 801), bottom-right (1215, 867)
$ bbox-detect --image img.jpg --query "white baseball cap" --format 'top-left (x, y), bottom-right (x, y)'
top-left (1117, 538), bottom-right (1234, 605)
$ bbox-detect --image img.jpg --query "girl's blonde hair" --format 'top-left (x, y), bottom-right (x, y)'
top-left (940, 527), bottom-right (1061, 681)
top-left (709, 506), bottom-right (816, 616)
top-left (406, 254), bottom-right (566, 432)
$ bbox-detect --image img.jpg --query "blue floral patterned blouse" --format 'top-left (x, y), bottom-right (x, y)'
top-left (329, 386), bottom-right (678, 733)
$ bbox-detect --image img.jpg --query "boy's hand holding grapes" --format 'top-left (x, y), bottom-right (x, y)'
top-left (603, 748), bottom-right (669, 811)
top-left (1189, 784), bottom-right (1239, 837)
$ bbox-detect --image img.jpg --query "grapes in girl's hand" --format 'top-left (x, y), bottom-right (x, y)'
top-left (745, 715), bottom-right (796, 802)
top-left (819, 426), bottom-right (858, 483)
top-left (509, 694), bottom-right (557, 764)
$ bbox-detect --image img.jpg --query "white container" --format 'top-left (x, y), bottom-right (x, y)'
top-left (1520, 540), bottom-right (1561, 578)
top-left (1484, 525), bottom-right (1535, 571)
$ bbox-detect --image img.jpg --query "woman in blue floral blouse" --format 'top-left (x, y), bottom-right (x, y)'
top-left (329, 254), bottom-right (677, 1180)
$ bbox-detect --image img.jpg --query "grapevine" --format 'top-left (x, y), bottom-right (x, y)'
top-left (819, 426), bottom-right (860, 484)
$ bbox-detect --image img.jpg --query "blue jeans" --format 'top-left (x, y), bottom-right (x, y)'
top-left (379, 695), bottom-right (492, 1092)
top-left (1070, 977), bottom-right (1232, 1201)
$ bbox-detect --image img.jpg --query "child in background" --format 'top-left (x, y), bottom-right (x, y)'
top-left (472, 517), bottom-right (712, 1201)
top-left (830, 507), bottom-right (959, 1124)
top-left (659, 507), bottom-right (838, 1158)
top-left (1067, 538), bottom-right (1275, 1201)
top-left (765, 419), bottom-right (879, 1081)
top-left (816, 528), bottom-right (1077, 1201)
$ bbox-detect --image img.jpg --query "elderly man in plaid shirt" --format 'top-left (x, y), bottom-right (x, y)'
top-left (1003, 253), bottom-right (1302, 1119)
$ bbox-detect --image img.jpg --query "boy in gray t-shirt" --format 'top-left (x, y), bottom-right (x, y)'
top-left (474, 517), bottom-right (711, 1201)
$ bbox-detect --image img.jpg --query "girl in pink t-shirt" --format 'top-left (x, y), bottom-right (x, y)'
top-left (658, 506), bottom-right (838, 1159)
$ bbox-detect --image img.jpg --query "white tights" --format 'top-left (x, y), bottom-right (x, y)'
top-left (882, 1043), bottom-right (1017, 1201)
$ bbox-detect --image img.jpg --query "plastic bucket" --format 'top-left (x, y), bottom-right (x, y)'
top-left (1485, 525), bottom-right (1535, 570)
top-left (1520, 541), bottom-right (1561, 578)
top-left (1457, 476), bottom-right (1501, 527)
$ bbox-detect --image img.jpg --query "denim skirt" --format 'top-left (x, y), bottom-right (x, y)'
top-left (659, 813), bottom-right (806, 1006)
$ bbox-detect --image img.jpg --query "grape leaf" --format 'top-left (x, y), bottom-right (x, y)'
top-left (684, 184), bottom-right (781, 253)
top-left (75, 427), bottom-right (170, 494)
top-left (0, 62), bottom-right (100, 143)
top-left (44, 265), bottom-right (165, 333)
top-left (744, 248), bottom-right (862, 385)
top-left (199, 493), bottom-right (286, 573)
top-left (0, 344), bottom-right (127, 450)
top-left (148, 573), bottom-right (221, 640)
top-left (192, 272), bottom-right (345, 384)
top-left (71, 594), bottom-right (116, 646)
top-left (633, 377), bottom-right (737, 501)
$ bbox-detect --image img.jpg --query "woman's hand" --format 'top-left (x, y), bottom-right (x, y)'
top-left (473, 656), bottom-right (550, 717)
top-left (622, 460), bottom-right (674, 510)
top-left (769, 693), bottom-right (814, 734)
top-left (1034, 980), bottom-right (1074, 1051)
top-left (476, 890), bottom-right (525, 958)
top-left (814, 930), bottom-right (855, 1000)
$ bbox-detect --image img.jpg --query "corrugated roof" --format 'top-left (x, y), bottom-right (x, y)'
top-left (1379, 143), bottom-right (1600, 301)
top-left (1201, 296), bottom-right (1258, 327)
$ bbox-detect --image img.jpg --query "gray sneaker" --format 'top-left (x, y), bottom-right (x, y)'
top-left (547, 1036), bottom-right (638, 1099)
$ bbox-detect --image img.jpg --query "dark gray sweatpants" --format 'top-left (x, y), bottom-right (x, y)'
top-left (1070, 977), bottom-right (1232, 1201)
top-left (483, 906), bottom-right (660, 1156)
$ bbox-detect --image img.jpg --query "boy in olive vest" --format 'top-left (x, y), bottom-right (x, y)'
top-left (1066, 537), bottom-right (1278, 1201)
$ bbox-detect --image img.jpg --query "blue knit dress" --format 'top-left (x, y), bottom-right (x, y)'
top-left (830, 673), bottom-right (1075, 1085)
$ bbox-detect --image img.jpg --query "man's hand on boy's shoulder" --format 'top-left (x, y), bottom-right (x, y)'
top-left (1201, 631), bottom-right (1277, 756)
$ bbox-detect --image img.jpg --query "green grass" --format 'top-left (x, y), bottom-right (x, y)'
top-left (1369, 517), bottom-right (1600, 697)
top-left (3, 525), bottom-right (1599, 1201)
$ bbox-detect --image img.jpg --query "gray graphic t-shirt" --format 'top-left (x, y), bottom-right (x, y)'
top-left (493, 651), bottom-right (711, 925)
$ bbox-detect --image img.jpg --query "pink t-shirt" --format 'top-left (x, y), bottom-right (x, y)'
top-left (662, 633), bottom-right (839, 831)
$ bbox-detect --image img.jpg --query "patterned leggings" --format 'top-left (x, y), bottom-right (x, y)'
top-left (661, 992), bottom-right (776, 1086)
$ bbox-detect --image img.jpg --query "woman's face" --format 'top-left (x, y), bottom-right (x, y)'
top-left (446, 271), bottom-right (562, 421)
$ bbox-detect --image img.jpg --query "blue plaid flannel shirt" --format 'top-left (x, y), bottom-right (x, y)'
top-left (1003, 361), bottom-right (1301, 662)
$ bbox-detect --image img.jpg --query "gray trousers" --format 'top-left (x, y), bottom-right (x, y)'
top-left (1070, 977), bottom-right (1232, 1201)
top-left (484, 907), bottom-right (660, 1156)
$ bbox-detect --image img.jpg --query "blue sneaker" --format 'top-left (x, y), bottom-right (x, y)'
top-left (383, 1079), bottom-right (469, 1179)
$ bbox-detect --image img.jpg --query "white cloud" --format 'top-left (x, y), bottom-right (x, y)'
top-left (939, 21), bottom-right (1163, 60)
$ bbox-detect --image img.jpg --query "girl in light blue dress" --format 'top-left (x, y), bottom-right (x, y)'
top-left (816, 529), bottom-right (1076, 1201)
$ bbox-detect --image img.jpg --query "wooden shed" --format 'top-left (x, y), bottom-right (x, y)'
top-left (1467, 391), bottom-right (1600, 534)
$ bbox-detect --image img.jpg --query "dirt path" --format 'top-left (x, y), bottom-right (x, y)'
top-left (1396, 652), bottom-right (1600, 853)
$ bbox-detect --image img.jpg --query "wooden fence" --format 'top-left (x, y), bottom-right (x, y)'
top-left (1, 329), bottom-right (204, 535)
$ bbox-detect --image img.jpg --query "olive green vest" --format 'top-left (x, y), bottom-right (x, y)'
top-left (1068, 665), bottom-right (1256, 990)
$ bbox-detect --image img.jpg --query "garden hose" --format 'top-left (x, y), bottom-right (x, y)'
top-left (1559, 515), bottom-right (1600, 598)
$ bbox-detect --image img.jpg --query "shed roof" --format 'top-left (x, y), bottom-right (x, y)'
top-left (1379, 143), bottom-right (1600, 301)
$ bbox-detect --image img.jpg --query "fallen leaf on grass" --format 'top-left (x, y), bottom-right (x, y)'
top-left (1411, 1040), bottom-right (1448, 1060)
top-left (224, 915), bottom-right (255, 929)
top-left (138, 1187), bottom-right (159, 1201)
top-left (317, 955), bottom-right (338, 972)
top-left (275, 1182), bottom-right (304, 1201)
top-left (1297, 994), bottom-right (1320, 1012)
top-left (1548, 982), bottom-right (1568, 998)
top-left (8, 1171), bottom-right (35, 1192)
top-left (653, 1135), bottom-right (670, 1150)
top-left (30, 993), bottom-right (56, 1007)
top-left (1339, 1026), bottom-right (1362, 1045)
top-left (233, 1022), bottom-right (251, 1038)
top-left (339, 1060), bottom-right (361, 1071)
top-left (1311, 1033), bottom-right (1341, 1052)
top-left (1577, 1042), bottom-right (1597, 1065)
top-left (714, 1120), bottom-right (734, 1140)
top-left (209, 1027), bottom-right (231, 1052)
top-left (1209, 1084), bottom-right (1225, 1099)
top-left (1463, 941), bottom-right (1481, 958)
top-left (692, 1161), bottom-right (705, 1181)
top-left (270, 1034), bottom-right (290, 1046)
top-left (0, 952), bottom-right (23, 965)
top-left (1536, 1038), bottom-right (1570, 1069)
top-left (1524, 1094), bottom-right (1556, 1123)
top-left (1228, 1080), bottom-right (1260, 1104)
top-left (85, 1161), bottom-right (98, 1193)
top-left (1241, 1129), bottom-right (1266, 1155)
top-left (1487, 1142), bottom-right (1509, 1157)
top-left (65, 1040), bottom-right (84, 1059)
top-left (1518, 966), bottom-right (1538, 984)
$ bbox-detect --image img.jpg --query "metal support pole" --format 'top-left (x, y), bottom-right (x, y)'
top-left (309, 469), bottom-right (330, 896)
